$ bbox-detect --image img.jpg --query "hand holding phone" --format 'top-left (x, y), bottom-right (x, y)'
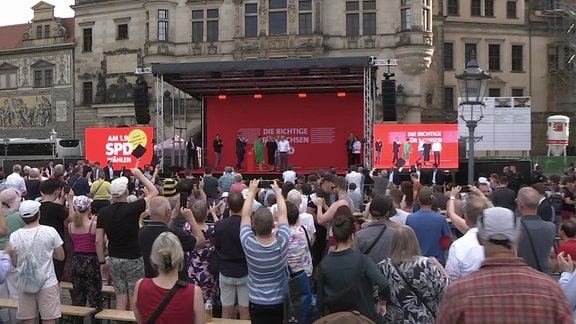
top-left (180, 192), bottom-right (189, 209)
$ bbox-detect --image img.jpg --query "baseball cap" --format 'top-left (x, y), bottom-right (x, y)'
top-left (221, 192), bottom-right (229, 199)
top-left (73, 195), bottom-right (93, 212)
top-left (477, 207), bottom-right (520, 246)
top-left (19, 200), bottom-right (41, 218)
top-left (110, 177), bottom-right (129, 197)
top-left (369, 196), bottom-right (396, 218)
top-left (478, 177), bottom-right (490, 185)
top-left (162, 179), bottom-right (178, 197)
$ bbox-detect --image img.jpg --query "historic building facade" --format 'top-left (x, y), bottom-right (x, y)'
top-left (0, 1), bottom-right (75, 140)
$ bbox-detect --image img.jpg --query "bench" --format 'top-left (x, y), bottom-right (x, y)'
top-left (95, 309), bottom-right (251, 323)
top-left (0, 297), bottom-right (95, 323)
top-left (61, 281), bottom-right (116, 308)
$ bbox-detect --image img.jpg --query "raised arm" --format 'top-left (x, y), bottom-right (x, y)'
top-left (131, 168), bottom-right (159, 202)
top-left (241, 179), bottom-right (259, 227)
top-left (446, 186), bottom-right (469, 234)
top-left (271, 181), bottom-right (287, 225)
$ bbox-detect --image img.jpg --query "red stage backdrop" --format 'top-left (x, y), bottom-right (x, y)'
top-left (373, 124), bottom-right (460, 169)
top-left (85, 127), bottom-right (154, 168)
top-left (206, 93), bottom-right (364, 170)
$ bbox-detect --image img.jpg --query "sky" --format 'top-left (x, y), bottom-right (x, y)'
top-left (0, 0), bottom-right (75, 26)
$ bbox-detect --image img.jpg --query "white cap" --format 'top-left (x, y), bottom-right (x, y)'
top-left (19, 200), bottom-right (41, 218)
top-left (110, 177), bottom-right (129, 197)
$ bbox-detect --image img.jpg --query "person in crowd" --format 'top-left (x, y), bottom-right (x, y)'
top-left (96, 169), bottom-right (159, 311)
top-left (187, 135), bottom-right (199, 170)
top-left (39, 179), bottom-right (72, 282)
top-left (254, 135), bottom-right (265, 171)
top-left (316, 176), bottom-right (354, 226)
top-left (285, 201), bottom-right (314, 279)
top-left (218, 166), bottom-right (235, 193)
top-left (213, 133), bottom-right (224, 171)
top-left (557, 251), bottom-right (576, 319)
top-left (68, 195), bottom-right (102, 314)
top-left (490, 174), bottom-right (517, 211)
top-left (6, 200), bottom-right (64, 324)
top-left (24, 168), bottom-right (41, 201)
top-left (283, 165), bottom-right (297, 185)
top-left (104, 160), bottom-right (115, 182)
top-left (532, 182), bottom-right (555, 222)
top-left (67, 166), bottom-right (90, 196)
top-left (306, 173), bottom-right (335, 269)
top-left (277, 135), bottom-right (291, 172)
top-left (214, 190), bottom-right (249, 320)
top-left (346, 183), bottom-right (363, 213)
top-left (406, 187), bottom-right (452, 265)
top-left (436, 207), bottom-right (573, 323)
top-left (0, 189), bottom-right (21, 323)
top-left (317, 206), bottom-right (389, 321)
top-left (517, 187), bottom-right (556, 274)
top-left (229, 173), bottom-right (247, 193)
top-left (370, 168), bottom-right (388, 197)
top-left (202, 167), bottom-right (220, 205)
top-left (286, 189), bottom-right (315, 238)
top-left (345, 165), bottom-right (363, 195)
top-left (355, 196), bottom-right (398, 264)
top-left (89, 171), bottom-right (111, 215)
top-left (5, 164), bottom-right (26, 196)
top-left (378, 226), bottom-right (450, 323)
top-left (561, 176), bottom-right (576, 220)
top-left (184, 200), bottom-right (220, 303)
top-left (389, 188), bottom-right (410, 225)
top-left (445, 193), bottom-right (488, 280)
top-left (557, 220), bottom-right (576, 261)
top-left (399, 181), bottom-right (414, 213)
top-left (240, 179), bottom-right (290, 323)
top-left (139, 196), bottom-right (202, 279)
top-left (133, 232), bottom-right (205, 323)
top-left (235, 132), bottom-right (247, 171)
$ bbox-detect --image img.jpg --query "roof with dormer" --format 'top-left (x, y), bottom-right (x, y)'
top-left (0, 17), bottom-right (75, 51)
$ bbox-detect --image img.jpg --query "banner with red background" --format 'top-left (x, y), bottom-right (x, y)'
top-left (206, 93), bottom-right (363, 170)
top-left (85, 127), bottom-right (154, 168)
top-left (373, 124), bottom-right (460, 169)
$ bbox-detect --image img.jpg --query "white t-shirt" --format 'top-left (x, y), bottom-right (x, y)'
top-left (283, 170), bottom-right (297, 184)
top-left (298, 212), bottom-right (316, 236)
top-left (345, 171), bottom-right (363, 193)
top-left (10, 225), bottom-right (63, 289)
top-left (390, 208), bottom-right (410, 225)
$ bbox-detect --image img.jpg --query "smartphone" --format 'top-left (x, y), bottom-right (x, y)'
top-left (180, 192), bottom-right (189, 209)
top-left (258, 180), bottom-right (274, 188)
top-left (63, 186), bottom-right (71, 194)
top-left (460, 186), bottom-right (471, 193)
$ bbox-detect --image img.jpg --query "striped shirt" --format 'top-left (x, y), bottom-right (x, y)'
top-left (240, 223), bottom-right (290, 305)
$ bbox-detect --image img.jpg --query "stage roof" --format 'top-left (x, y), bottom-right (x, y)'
top-left (151, 56), bottom-right (373, 97)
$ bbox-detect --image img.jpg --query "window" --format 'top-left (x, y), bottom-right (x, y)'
top-left (83, 28), bottom-right (92, 52)
top-left (192, 9), bottom-right (219, 43)
top-left (363, 1), bottom-right (377, 35)
top-left (245, 3), bottom-right (258, 37)
top-left (465, 43), bottom-right (477, 64)
top-left (32, 67), bottom-right (53, 88)
top-left (44, 25), bottom-right (50, 38)
top-left (37, 25), bottom-right (43, 39)
top-left (488, 44), bottom-right (500, 71)
top-left (444, 43), bottom-right (454, 70)
top-left (346, 1), bottom-right (360, 36)
top-left (400, 0), bottom-right (411, 31)
top-left (511, 88), bottom-right (524, 97)
top-left (269, 0), bottom-right (288, 35)
top-left (158, 9), bottom-right (169, 41)
top-left (564, 46), bottom-right (575, 71)
top-left (117, 24), bottom-right (128, 40)
top-left (447, 0), bottom-right (459, 15)
top-left (485, 0), bottom-right (494, 16)
top-left (488, 88), bottom-right (501, 97)
top-left (548, 46), bottom-right (559, 72)
top-left (299, 0), bottom-right (313, 35)
top-left (506, 1), bottom-right (517, 19)
top-left (511, 45), bottom-right (523, 72)
top-left (471, 0), bottom-right (481, 16)
top-left (0, 64), bottom-right (17, 89)
top-left (422, 8), bottom-right (431, 31)
top-left (444, 87), bottom-right (454, 110)
top-left (83, 82), bottom-right (93, 105)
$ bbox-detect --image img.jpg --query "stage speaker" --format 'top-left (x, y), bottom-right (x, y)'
top-left (133, 80), bottom-right (150, 124)
top-left (382, 79), bottom-right (397, 121)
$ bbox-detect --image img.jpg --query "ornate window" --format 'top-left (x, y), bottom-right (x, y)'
top-left (31, 60), bottom-right (54, 88)
top-left (346, 1), bottom-right (377, 36)
top-left (245, 3), bottom-right (258, 37)
top-left (192, 9), bottom-right (219, 43)
top-left (0, 63), bottom-right (17, 90)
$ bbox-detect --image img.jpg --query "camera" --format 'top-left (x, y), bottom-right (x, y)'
top-left (258, 180), bottom-right (274, 188)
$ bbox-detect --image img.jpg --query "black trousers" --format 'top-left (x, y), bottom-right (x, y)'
top-left (249, 302), bottom-right (283, 324)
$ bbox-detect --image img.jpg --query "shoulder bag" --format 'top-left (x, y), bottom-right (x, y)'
top-left (520, 220), bottom-right (542, 271)
top-left (363, 224), bottom-right (387, 255)
top-left (146, 280), bottom-right (189, 324)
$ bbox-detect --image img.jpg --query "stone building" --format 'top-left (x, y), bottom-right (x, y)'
top-left (0, 1), bottom-right (75, 139)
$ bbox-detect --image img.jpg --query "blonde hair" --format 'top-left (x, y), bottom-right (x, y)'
top-left (150, 232), bottom-right (184, 274)
top-left (389, 225), bottom-right (421, 265)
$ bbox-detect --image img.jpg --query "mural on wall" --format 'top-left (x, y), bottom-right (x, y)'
top-left (0, 95), bottom-right (52, 128)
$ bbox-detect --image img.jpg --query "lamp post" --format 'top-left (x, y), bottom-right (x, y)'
top-left (49, 128), bottom-right (57, 158)
top-left (455, 56), bottom-right (491, 185)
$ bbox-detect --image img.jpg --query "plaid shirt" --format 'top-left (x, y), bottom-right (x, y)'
top-left (218, 173), bottom-right (235, 193)
top-left (436, 258), bottom-right (573, 324)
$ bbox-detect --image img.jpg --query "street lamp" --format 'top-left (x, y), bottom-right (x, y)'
top-left (49, 128), bottom-right (57, 158)
top-left (456, 56), bottom-right (491, 185)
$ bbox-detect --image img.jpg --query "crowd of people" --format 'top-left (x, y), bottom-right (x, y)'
top-left (0, 158), bottom-right (575, 323)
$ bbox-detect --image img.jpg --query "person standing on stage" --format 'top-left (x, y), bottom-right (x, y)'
top-left (375, 137), bottom-right (383, 164)
top-left (235, 132), bottom-right (247, 171)
top-left (432, 141), bottom-right (442, 166)
top-left (277, 135), bottom-right (291, 173)
top-left (402, 139), bottom-right (412, 166)
top-left (266, 136), bottom-right (278, 172)
top-left (254, 136), bottom-right (265, 171)
top-left (392, 137), bottom-right (401, 165)
top-left (213, 134), bottom-right (223, 171)
top-left (346, 133), bottom-right (355, 167)
top-left (187, 136), bottom-right (199, 170)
